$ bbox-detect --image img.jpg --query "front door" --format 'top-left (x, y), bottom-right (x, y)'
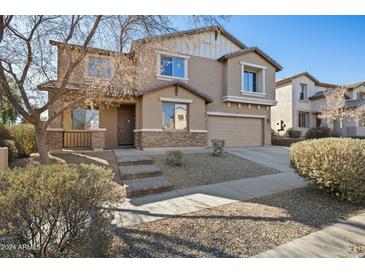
top-left (118, 105), bottom-right (135, 145)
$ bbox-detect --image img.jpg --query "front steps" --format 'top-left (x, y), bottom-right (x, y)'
top-left (115, 149), bottom-right (172, 197)
top-left (123, 176), bottom-right (172, 197)
top-left (119, 164), bottom-right (162, 180)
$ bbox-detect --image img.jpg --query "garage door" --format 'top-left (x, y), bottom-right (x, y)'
top-left (207, 116), bottom-right (264, 147)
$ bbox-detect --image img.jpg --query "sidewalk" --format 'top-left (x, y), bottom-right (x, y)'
top-left (256, 212), bottom-right (365, 258)
top-left (110, 171), bottom-right (306, 227)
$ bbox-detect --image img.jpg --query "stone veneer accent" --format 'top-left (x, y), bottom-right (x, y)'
top-left (134, 131), bottom-right (207, 149)
top-left (91, 131), bottom-right (106, 150)
top-left (47, 129), bottom-right (63, 150)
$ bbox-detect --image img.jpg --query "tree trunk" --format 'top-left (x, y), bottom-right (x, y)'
top-left (35, 123), bottom-right (50, 164)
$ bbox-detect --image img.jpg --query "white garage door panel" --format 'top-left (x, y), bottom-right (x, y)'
top-left (207, 116), bottom-right (263, 147)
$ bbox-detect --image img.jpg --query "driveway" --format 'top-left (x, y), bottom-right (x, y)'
top-left (226, 146), bottom-right (292, 172)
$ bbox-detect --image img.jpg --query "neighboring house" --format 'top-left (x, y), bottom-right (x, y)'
top-left (272, 71), bottom-right (365, 137)
top-left (39, 25), bottom-right (282, 150)
top-left (340, 81), bottom-right (365, 137)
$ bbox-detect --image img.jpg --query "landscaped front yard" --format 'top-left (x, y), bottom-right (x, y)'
top-left (152, 152), bottom-right (279, 189)
top-left (113, 187), bottom-right (365, 257)
top-left (11, 151), bottom-right (125, 198)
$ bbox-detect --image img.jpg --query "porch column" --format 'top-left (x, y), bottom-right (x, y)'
top-left (91, 129), bottom-right (106, 151)
top-left (46, 128), bottom-right (64, 151)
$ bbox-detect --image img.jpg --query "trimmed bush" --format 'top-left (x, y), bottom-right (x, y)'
top-left (0, 164), bottom-right (120, 257)
top-left (166, 150), bottom-right (182, 167)
top-left (7, 124), bottom-right (37, 157)
top-left (287, 128), bottom-right (302, 139)
top-left (211, 139), bottom-right (225, 156)
top-left (290, 138), bottom-right (365, 203)
top-left (305, 127), bottom-right (338, 139)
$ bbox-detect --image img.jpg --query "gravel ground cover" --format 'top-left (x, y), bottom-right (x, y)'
top-left (152, 152), bottom-right (279, 189)
top-left (113, 187), bottom-right (365, 258)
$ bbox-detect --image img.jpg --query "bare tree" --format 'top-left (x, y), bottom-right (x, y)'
top-left (319, 86), bottom-right (365, 131)
top-left (0, 15), bottom-right (226, 164)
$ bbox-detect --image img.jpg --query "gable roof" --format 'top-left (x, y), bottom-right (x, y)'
top-left (276, 71), bottom-right (337, 88)
top-left (308, 89), bottom-right (351, 101)
top-left (217, 47), bottom-right (283, 72)
top-left (133, 25), bottom-right (247, 50)
top-left (49, 40), bottom-right (126, 57)
top-left (344, 80), bottom-right (365, 90)
top-left (135, 81), bottom-right (213, 104)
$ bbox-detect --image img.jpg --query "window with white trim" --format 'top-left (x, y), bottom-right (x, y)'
top-left (162, 103), bottom-right (188, 130)
top-left (156, 51), bottom-right (189, 80)
top-left (298, 111), bottom-right (309, 128)
top-left (241, 62), bottom-right (266, 95)
top-left (160, 55), bottom-right (185, 78)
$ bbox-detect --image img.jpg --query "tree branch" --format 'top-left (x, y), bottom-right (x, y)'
top-left (48, 16), bottom-right (102, 106)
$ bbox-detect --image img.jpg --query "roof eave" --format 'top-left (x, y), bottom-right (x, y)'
top-left (218, 47), bottom-right (283, 72)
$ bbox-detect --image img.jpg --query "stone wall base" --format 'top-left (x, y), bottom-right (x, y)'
top-left (91, 131), bottom-right (106, 149)
top-left (135, 131), bottom-right (207, 149)
top-left (47, 130), bottom-right (63, 150)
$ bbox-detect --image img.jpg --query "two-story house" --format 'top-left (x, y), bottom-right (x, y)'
top-left (39, 25), bottom-right (282, 150)
top-left (272, 71), bottom-right (365, 137)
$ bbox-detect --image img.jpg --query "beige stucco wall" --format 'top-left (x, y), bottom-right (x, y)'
top-left (271, 83), bottom-right (293, 133)
top-left (225, 52), bottom-right (276, 101)
top-left (140, 86), bottom-right (206, 130)
top-left (135, 50), bottom-right (274, 145)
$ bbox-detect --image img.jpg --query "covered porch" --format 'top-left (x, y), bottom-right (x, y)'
top-left (47, 101), bottom-right (139, 151)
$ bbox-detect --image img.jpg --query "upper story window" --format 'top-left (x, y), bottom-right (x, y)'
top-left (156, 51), bottom-right (189, 81)
top-left (162, 103), bottom-right (188, 130)
top-left (240, 62), bottom-right (266, 96)
top-left (299, 84), bottom-right (307, 100)
top-left (243, 71), bottom-right (257, 92)
top-left (72, 108), bottom-right (99, 129)
top-left (161, 56), bottom-right (185, 78)
top-left (87, 56), bottom-right (113, 79)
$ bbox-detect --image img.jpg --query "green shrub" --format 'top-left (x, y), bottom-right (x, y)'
top-left (7, 124), bottom-right (37, 157)
top-left (166, 150), bottom-right (183, 167)
top-left (211, 139), bottom-right (225, 156)
top-left (0, 164), bottom-right (120, 257)
top-left (0, 139), bottom-right (17, 162)
top-left (305, 127), bottom-right (338, 139)
top-left (290, 138), bottom-right (365, 203)
top-left (287, 128), bottom-right (302, 138)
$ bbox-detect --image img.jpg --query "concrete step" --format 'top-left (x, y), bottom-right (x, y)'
top-left (123, 176), bottom-right (173, 197)
top-left (120, 164), bottom-right (162, 180)
top-left (118, 154), bottom-right (153, 166)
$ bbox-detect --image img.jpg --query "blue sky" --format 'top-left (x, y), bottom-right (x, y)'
top-left (177, 16), bottom-right (365, 85)
top-left (221, 16), bottom-right (365, 85)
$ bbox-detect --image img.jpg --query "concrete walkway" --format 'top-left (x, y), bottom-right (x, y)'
top-left (111, 171), bottom-right (305, 227)
top-left (256, 212), bottom-right (365, 258)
